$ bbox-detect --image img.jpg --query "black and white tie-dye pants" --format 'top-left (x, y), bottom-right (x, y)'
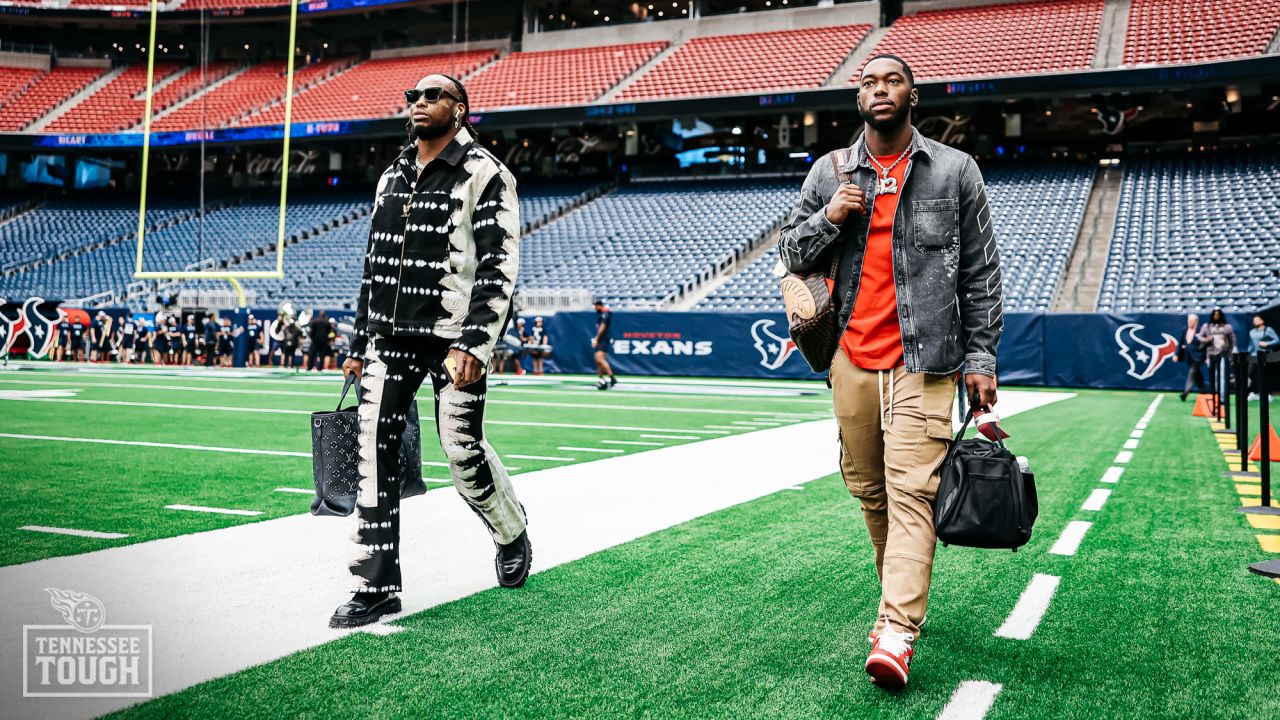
top-left (350, 333), bottom-right (526, 593)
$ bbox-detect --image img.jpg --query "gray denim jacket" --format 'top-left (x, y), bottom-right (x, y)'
top-left (778, 127), bottom-right (1003, 377)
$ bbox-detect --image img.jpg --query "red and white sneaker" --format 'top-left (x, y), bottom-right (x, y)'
top-left (865, 625), bottom-right (915, 690)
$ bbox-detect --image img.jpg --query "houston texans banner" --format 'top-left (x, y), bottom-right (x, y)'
top-left (1, 297), bottom-right (63, 358)
top-left (545, 310), bottom-right (1255, 390)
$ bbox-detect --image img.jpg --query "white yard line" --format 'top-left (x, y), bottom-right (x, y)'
top-left (1115, 451), bottom-right (1133, 464)
top-left (600, 440), bottom-right (664, 447)
top-left (1123, 439), bottom-right (1139, 450)
top-left (0, 394), bottom-right (731, 436)
top-left (1101, 467), bottom-right (1124, 484)
top-left (557, 446), bottom-right (624, 454)
top-left (274, 488), bottom-right (313, 495)
top-left (0, 419), bottom-right (841, 719)
top-left (1136, 422), bottom-right (1148, 430)
top-left (165, 504), bottom-right (263, 517)
top-left (18, 526), bottom-right (129, 540)
top-left (703, 425), bottom-right (743, 430)
top-left (1081, 489), bottom-right (1112, 512)
top-left (995, 573), bottom-right (1061, 640)
top-left (1048, 521), bottom-right (1093, 556)
top-left (1130, 429), bottom-right (1144, 438)
top-left (0, 432), bottom-right (311, 458)
top-left (640, 434), bottom-right (699, 440)
top-left (506, 454), bottom-right (575, 462)
top-left (937, 681), bottom-right (1004, 720)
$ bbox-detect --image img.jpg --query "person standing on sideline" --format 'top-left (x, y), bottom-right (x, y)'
top-left (308, 310), bottom-right (331, 372)
top-left (183, 315), bottom-right (198, 366)
top-left (528, 316), bottom-right (549, 376)
top-left (778, 54), bottom-right (1002, 690)
top-left (119, 313), bottom-right (135, 364)
top-left (1175, 313), bottom-right (1208, 401)
top-left (1247, 314), bottom-right (1279, 400)
top-left (245, 314), bottom-right (263, 368)
top-left (1200, 308), bottom-right (1236, 400)
top-left (331, 73), bottom-right (530, 628)
top-left (133, 320), bottom-right (151, 365)
top-left (592, 299), bottom-right (617, 390)
top-left (202, 312), bottom-right (219, 367)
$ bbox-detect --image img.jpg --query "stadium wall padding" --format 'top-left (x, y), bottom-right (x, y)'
top-left (544, 310), bottom-right (1258, 391)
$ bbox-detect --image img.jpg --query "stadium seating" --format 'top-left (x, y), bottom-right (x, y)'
top-left (46, 63), bottom-right (183, 133)
top-left (1097, 151), bottom-right (1280, 312)
top-left (0, 66), bottom-right (43, 107)
top-left (859, 0), bottom-right (1103, 80)
top-left (0, 66), bottom-right (105, 131)
top-left (518, 179), bottom-right (792, 308)
top-left (240, 50), bottom-right (496, 125)
top-left (152, 58), bottom-right (348, 131)
top-left (1123, 0), bottom-right (1280, 66)
top-left (466, 42), bottom-right (666, 110)
top-left (697, 162), bottom-right (1093, 313)
top-left (3, 197), bottom-right (367, 303)
top-left (618, 25), bottom-right (871, 101)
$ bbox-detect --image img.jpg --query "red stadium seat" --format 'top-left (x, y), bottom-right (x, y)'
top-left (239, 50), bottom-right (496, 125)
top-left (1124, 0), bottom-right (1280, 65)
top-left (0, 66), bottom-right (105, 131)
top-left (466, 42), bottom-right (667, 110)
top-left (855, 0), bottom-right (1104, 81)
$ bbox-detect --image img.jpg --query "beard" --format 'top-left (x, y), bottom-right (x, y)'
top-left (409, 119), bottom-right (451, 142)
top-left (857, 99), bottom-right (911, 133)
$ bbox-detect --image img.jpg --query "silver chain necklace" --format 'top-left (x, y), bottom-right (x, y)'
top-left (866, 141), bottom-right (913, 195)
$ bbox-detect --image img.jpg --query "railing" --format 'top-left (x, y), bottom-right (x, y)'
top-left (0, 41), bottom-right (54, 56)
top-left (72, 290), bottom-right (117, 309)
top-left (177, 287), bottom-right (257, 309)
top-left (517, 288), bottom-right (593, 315)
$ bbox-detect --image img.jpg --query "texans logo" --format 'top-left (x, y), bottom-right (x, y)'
top-left (0, 299), bottom-right (22, 356)
top-left (1115, 322), bottom-right (1178, 381)
top-left (20, 297), bottom-right (63, 358)
top-left (750, 319), bottom-right (797, 371)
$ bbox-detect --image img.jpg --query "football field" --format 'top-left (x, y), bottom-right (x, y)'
top-left (1, 363), bottom-right (1277, 720)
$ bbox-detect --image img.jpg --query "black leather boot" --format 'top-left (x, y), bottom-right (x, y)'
top-left (495, 530), bottom-right (532, 588)
top-left (329, 592), bottom-right (401, 628)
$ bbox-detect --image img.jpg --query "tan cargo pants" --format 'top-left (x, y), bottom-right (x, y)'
top-left (829, 350), bottom-right (956, 637)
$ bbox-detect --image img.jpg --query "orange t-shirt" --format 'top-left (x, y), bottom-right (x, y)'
top-left (839, 153), bottom-right (909, 370)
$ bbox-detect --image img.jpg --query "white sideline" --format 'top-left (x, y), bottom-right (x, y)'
top-left (18, 526), bottom-right (129, 540)
top-left (937, 680), bottom-right (1003, 720)
top-left (1123, 439), bottom-right (1139, 450)
top-left (1101, 467), bottom-right (1124, 484)
top-left (0, 419), bottom-right (841, 720)
top-left (1081, 489), bottom-right (1112, 512)
top-left (274, 488), bottom-right (313, 494)
top-left (557, 446), bottom-right (623, 454)
top-left (995, 573), bottom-right (1061, 640)
top-left (1115, 450), bottom-right (1133, 464)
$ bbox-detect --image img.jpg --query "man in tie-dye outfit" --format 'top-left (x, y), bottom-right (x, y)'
top-left (330, 74), bottom-right (530, 628)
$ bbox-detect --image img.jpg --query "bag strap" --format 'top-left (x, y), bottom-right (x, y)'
top-left (336, 373), bottom-right (360, 411)
top-left (824, 148), bottom-right (853, 278)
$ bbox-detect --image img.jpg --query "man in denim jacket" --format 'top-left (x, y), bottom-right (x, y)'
top-left (779, 54), bottom-right (1003, 690)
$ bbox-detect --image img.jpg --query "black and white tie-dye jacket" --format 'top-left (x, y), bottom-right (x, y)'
top-left (349, 129), bottom-right (520, 365)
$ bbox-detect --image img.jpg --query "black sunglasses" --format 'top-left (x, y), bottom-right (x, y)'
top-left (404, 87), bottom-right (460, 105)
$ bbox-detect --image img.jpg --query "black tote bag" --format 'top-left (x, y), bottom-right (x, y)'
top-left (310, 373), bottom-right (426, 517)
top-left (932, 401), bottom-right (1038, 551)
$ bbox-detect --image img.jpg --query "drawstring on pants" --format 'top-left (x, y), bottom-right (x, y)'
top-left (877, 368), bottom-right (895, 430)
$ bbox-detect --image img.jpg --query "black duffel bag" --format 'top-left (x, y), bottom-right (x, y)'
top-left (933, 400), bottom-right (1038, 551)
top-left (310, 373), bottom-right (426, 517)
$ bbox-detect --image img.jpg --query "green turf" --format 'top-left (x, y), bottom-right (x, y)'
top-left (2, 366), bottom-right (830, 566)
top-left (97, 388), bottom-right (1278, 719)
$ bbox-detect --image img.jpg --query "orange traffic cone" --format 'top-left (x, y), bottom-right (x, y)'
top-left (1192, 394), bottom-right (1215, 417)
top-left (1247, 424), bottom-right (1280, 462)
